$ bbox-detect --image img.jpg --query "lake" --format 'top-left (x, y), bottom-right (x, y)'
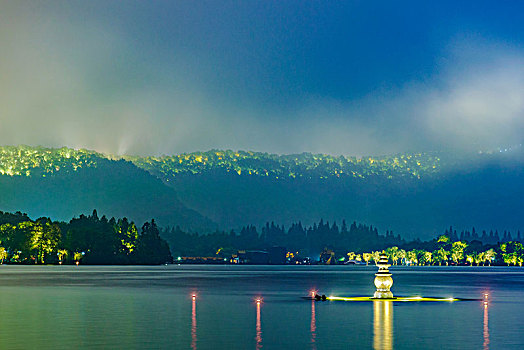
top-left (0, 265), bottom-right (522, 349)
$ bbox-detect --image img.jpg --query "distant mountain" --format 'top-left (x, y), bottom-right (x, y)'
top-left (1, 145), bottom-right (524, 239)
top-left (0, 146), bottom-right (213, 231)
top-left (123, 148), bottom-right (524, 239)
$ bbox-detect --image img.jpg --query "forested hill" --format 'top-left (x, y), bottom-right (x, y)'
top-left (124, 150), bottom-right (444, 180)
top-left (6, 144), bottom-right (513, 181)
top-left (0, 146), bottom-right (213, 231)
top-left (131, 147), bottom-right (524, 240)
top-left (0, 146), bottom-right (101, 177)
top-left (1, 145), bottom-right (524, 239)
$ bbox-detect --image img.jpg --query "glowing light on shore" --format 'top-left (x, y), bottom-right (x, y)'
top-left (326, 296), bottom-right (459, 302)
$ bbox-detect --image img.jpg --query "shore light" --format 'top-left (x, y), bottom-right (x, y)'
top-left (318, 259), bottom-right (465, 303)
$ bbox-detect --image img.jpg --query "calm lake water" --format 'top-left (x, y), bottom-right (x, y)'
top-left (0, 265), bottom-right (523, 349)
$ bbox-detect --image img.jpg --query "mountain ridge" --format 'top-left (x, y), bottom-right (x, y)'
top-left (0, 145), bottom-right (214, 231)
top-left (2, 145), bottom-right (524, 239)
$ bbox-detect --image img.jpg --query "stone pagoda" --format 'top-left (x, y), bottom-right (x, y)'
top-left (373, 252), bottom-right (394, 299)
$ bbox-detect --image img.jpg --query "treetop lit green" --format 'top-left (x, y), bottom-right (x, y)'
top-left (0, 145), bottom-right (442, 180)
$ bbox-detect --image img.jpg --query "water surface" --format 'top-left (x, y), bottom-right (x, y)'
top-left (0, 265), bottom-right (522, 349)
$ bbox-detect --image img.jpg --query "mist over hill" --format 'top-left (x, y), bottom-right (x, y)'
top-left (1, 145), bottom-right (523, 239)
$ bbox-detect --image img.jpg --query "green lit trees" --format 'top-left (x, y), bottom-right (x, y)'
top-left (437, 235), bottom-right (450, 244)
top-left (484, 248), bottom-right (496, 266)
top-left (407, 250), bottom-right (418, 265)
top-left (398, 249), bottom-right (407, 265)
top-left (475, 252), bottom-right (484, 266)
top-left (433, 235), bottom-right (451, 266)
top-left (0, 221), bottom-right (34, 262)
top-left (363, 253), bottom-right (372, 265)
top-left (32, 218), bottom-right (60, 264)
top-left (0, 219), bottom-right (60, 264)
top-left (123, 147), bottom-right (441, 181)
top-left (500, 242), bottom-right (523, 266)
top-left (372, 251), bottom-right (381, 265)
top-left (0, 145), bottom-right (442, 181)
top-left (423, 251), bottom-right (433, 266)
top-left (0, 210), bottom-right (172, 265)
top-left (385, 246), bottom-right (400, 265)
top-left (433, 247), bottom-right (449, 266)
top-left (57, 249), bottom-right (68, 264)
top-left (115, 217), bottom-right (139, 255)
top-left (0, 247), bottom-right (6, 264)
top-left (451, 241), bottom-right (468, 265)
top-left (466, 254), bottom-right (474, 266)
top-left (73, 252), bottom-right (83, 264)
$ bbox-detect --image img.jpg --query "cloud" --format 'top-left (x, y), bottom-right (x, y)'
top-left (423, 55), bottom-right (524, 152)
top-left (272, 44), bottom-right (524, 156)
top-left (1, 3), bottom-right (523, 157)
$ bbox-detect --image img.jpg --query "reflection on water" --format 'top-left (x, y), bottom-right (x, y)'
top-left (0, 266), bottom-right (521, 349)
top-left (256, 300), bottom-right (262, 350)
top-left (311, 299), bottom-right (316, 349)
top-left (373, 301), bottom-right (393, 350)
top-left (483, 294), bottom-right (490, 350)
top-left (191, 296), bottom-right (197, 350)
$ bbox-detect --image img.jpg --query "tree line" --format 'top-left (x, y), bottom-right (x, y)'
top-left (358, 237), bottom-right (496, 266)
top-left (161, 219), bottom-right (403, 259)
top-left (0, 210), bottom-right (172, 264)
top-left (363, 234), bottom-right (522, 266)
top-left (161, 222), bottom-right (524, 266)
top-left (1, 208), bottom-right (523, 266)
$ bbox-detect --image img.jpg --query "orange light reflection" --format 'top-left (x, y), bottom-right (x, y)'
top-left (256, 300), bottom-right (262, 350)
top-left (191, 296), bottom-right (197, 350)
top-left (311, 298), bottom-right (317, 349)
top-left (483, 298), bottom-right (489, 350)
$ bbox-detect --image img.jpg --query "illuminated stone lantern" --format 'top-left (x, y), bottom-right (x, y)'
top-left (373, 253), bottom-right (394, 299)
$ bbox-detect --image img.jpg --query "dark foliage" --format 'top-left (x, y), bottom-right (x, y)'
top-left (161, 219), bottom-right (404, 258)
top-left (0, 209), bottom-right (172, 265)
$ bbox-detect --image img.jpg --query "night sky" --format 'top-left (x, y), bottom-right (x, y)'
top-left (1, 1), bottom-right (524, 156)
